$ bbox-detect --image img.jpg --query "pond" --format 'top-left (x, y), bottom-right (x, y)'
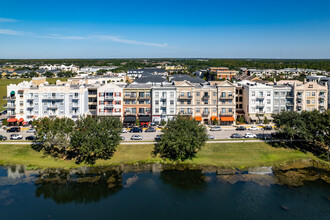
top-left (0, 165), bottom-right (329, 220)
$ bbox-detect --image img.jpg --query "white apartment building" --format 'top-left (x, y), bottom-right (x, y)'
top-left (97, 83), bottom-right (124, 120)
top-left (241, 81), bottom-right (274, 123)
top-left (273, 84), bottom-right (294, 113)
top-left (151, 83), bottom-right (177, 123)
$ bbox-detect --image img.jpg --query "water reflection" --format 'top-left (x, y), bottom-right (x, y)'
top-left (159, 169), bottom-right (207, 191)
top-left (35, 169), bottom-right (123, 204)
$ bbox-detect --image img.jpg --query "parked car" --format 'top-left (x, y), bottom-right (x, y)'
top-left (262, 126), bottom-right (273, 130)
top-left (0, 135), bottom-right (7, 141)
top-left (130, 127), bottom-right (143, 133)
top-left (120, 136), bottom-right (125, 140)
top-left (131, 135), bottom-right (143, 140)
top-left (235, 126), bottom-right (246, 131)
top-left (25, 135), bottom-right (36, 140)
top-left (248, 126), bottom-right (259, 131)
top-left (244, 133), bottom-right (257, 138)
top-left (6, 127), bottom-right (21, 133)
top-left (27, 128), bottom-right (36, 133)
top-left (230, 133), bottom-right (243, 139)
top-left (145, 127), bottom-right (156, 132)
top-left (121, 128), bottom-right (128, 133)
top-left (10, 134), bottom-right (23, 140)
top-left (207, 134), bottom-right (215, 139)
top-left (210, 126), bottom-right (222, 131)
top-left (154, 135), bottom-right (162, 142)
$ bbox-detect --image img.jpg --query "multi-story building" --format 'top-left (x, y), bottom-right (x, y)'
top-left (307, 75), bottom-right (330, 109)
top-left (273, 84), bottom-right (294, 113)
top-left (151, 83), bottom-right (176, 124)
top-left (123, 84), bottom-right (152, 126)
top-left (293, 81), bottom-right (328, 113)
top-left (209, 67), bottom-right (238, 80)
top-left (97, 83), bottom-right (124, 120)
top-left (234, 83), bottom-right (244, 121)
top-left (194, 84), bottom-right (218, 124)
top-left (241, 81), bottom-right (274, 123)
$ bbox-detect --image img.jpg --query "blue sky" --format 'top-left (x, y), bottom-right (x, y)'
top-left (0, 0), bottom-right (330, 58)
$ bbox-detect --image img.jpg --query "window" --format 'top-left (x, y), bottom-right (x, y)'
top-left (280, 100), bottom-right (285, 105)
top-left (180, 101), bottom-right (184, 105)
top-left (221, 92), bottom-right (226, 97)
top-left (312, 99), bottom-right (315, 104)
top-left (139, 108), bottom-right (144, 114)
top-left (239, 97), bottom-right (242, 102)
top-left (274, 100), bottom-right (279, 104)
top-left (212, 108), bottom-right (217, 112)
top-left (228, 100), bottom-right (232, 104)
top-left (274, 107), bottom-right (279, 113)
top-left (155, 92), bottom-right (159, 97)
top-left (267, 91), bottom-right (271, 96)
top-left (170, 92), bottom-right (174, 98)
top-left (196, 100), bottom-right (200, 104)
top-left (252, 92), bottom-right (255, 96)
top-left (229, 108), bottom-right (232, 113)
top-left (267, 99), bottom-right (271, 104)
top-left (139, 100), bottom-right (144, 104)
top-left (204, 108), bottom-right (208, 113)
top-left (170, 108), bottom-right (174, 113)
top-left (187, 108), bottom-right (192, 113)
top-left (170, 100), bottom-right (174, 105)
top-left (125, 100), bottom-right (130, 104)
top-left (281, 92), bottom-right (285, 96)
top-left (213, 100), bottom-right (217, 105)
top-left (155, 108), bottom-right (159, 113)
top-left (259, 92), bottom-right (263, 96)
top-left (228, 92), bottom-right (233, 97)
top-left (251, 99), bottom-right (255, 104)
top-left (266, 107), bottom-right (271, 112)
top-left (274, 92), bottom-right (279, 96)
top-left (307, 92), bottom-right (311, 96)
top-left (307, 100), bottom-right (310, 104)
top-left (155, 100), bottom-right (159, 105)
top-left (131, 108), bottom-right (136, 113)
top-left (180, 92), bottom-right (184, 97)
top-left (196, 108), bottom-right (200, 112)
top-left (221, 100), bottom-right (226, 105)
top-left (213, 92), bottom-right (216, 97)
top-left (162, 92), bottom-right (167, 98)
top-left (251, 107), bottom-right (255, 112)
top-left (187, 100), bottom-right (191, 105)
top-left (312, 92), bottom-right (316, 96)
top-left (115, 100), bottom-right (120, 105)
top-left (204, 100), bottom-right (208, 105)
top-left (115, 92), bottom-right (120, 97)
top-left (221, 108), bottom-right (226, 114)
top-left (180, 108), bottom-right (184, 113)
top-left (196, 92), bottom-right (200, 97)
top-left (131, 100), bottom-right (136, 104)
top-left (187, 92), bottom-right (191, 97)
top-left (145, 100), bottom-right (150, 104)
top-left (139, 92), bottom-right (145, 97)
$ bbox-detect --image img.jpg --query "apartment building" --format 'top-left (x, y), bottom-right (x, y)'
top-left (307, 75), bottom-right (330, 109)
top-left (194, 84), bottom-right (218, 124)
top-left (241, 81), bottom-right (274, 123)
top-left (234, 84), bottom-right (244, 121)
top-left (174, 80), bottom-right (195, 118)
top-left (273, 84), bottom-right (294, 113)
top-left (293, 81), bottom-right (328, 112)
top-left (97, 83), bottom-right (124, 120)
top-left (151, 83), bottom-right (176, 123)
top-left (210, 81), bottom-right (236, 125)
top-left (123, 84), bottom-right (152, 126)
top-left (209, 67), bottom-right (238, 80)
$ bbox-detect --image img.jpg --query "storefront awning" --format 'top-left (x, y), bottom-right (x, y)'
top-left (7, 118), bottom-right (17, 123)
top-left (195, 116), bottom-right (202, 121)
top-left (220, 116), bottom-right (234, 122)
top-left (211, 116), bottom-right (219, 121)
top-left (139, 116), bottom-right (150, 122)
top-left (18, 118), bottom-right (24, 123)
top-left (124, 116), bottom-right (136, 123)
top-left (250, 116), bottom-right (258, 121)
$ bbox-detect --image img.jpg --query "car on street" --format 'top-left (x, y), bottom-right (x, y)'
top-left (25, 135), bottom-right (36, 140)
top-left (230, 133), bottom-right (243, 139)
top-left (27, 128), bottom-right (36, 133)
top-left (244, 133), bottom-right (257, 138)
top-left (6, 127), bottom-right (21, 133)
top-left (131, 135), bottom-right (143, 140)
top-left (10, 134), bottom-right (23, 140)
top-left (154, 135), bottom-right (162, 142)
top-left (121, 128), bottom-right (128, 133)
top-left (130, 127), bottom-right (143, 133)
top-left (248, 126), bottom-right (259, 131)
top-left (262, 126), bottom-right (273, 130)
top-left (120, 136), bottom-right (125, 140)
top-left (0, 135), bottom-right (7, 141)
top-left (145, 127), bottom-right (156, 132)
top-left (210, 126), bottom-right (222, 131)
top-left (235, 126), bottom-right (246, 131)
top-left (207, 134), bottom-right (215, 139)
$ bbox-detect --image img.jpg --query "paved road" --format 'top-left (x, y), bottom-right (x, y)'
top-left (0, 125), bottom-right (273, 142)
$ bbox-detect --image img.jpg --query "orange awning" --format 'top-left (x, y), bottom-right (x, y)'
top-left (220, 116), bottom-right (234, 122)
top-left (194, 116), bottom-right (202, 121)
top-left (7, 118), bottom-right (17, 123)
top-left (18, 118), bottom-right (24, 122)
top-left (211, 116), bottom-right (219, 121)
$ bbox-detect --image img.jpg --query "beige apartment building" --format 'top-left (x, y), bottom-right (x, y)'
top-left (293, 81), bottom-right (328, 112)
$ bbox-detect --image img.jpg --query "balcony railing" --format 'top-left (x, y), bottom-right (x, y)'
top-left (220, 95), bottom-right (233, 100)
top-left (256, 103), bottom-right (264, 108)
top-left (297, 103), bottom-right (303, 106)
top-left (47, 105), bottom-right (58, 109)
top-left (3, 96), bottom-right (16, 100)
top-left (139, 96), bottom-right (151, 99)
top-left (202, 95), bottom-right (209, 100)
top-left (256, 96), bottom-right (264, 100)
top-left (72, 96), bottom-right (79, 99)
top-left (180, 112), bottom-right (193, 115)
top-left (104, 96), bottom-right (114, 100)
top-left (178, 95), bottom-right (192, 99)
top-left (3, 104), bottom-right (15, 108)
top-left (286, 102), bottom-right (294, 106)
top-left (202, 112), bottom-right (209, 116)
top-left (43, 96), bottom-right (64, 100)
top-left (7, 112), bottom-right (16, 116)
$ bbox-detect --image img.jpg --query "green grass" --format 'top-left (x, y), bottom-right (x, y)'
top-left (0, 142), bottom-right (319, 169)
top-left (0, 77), bottom-right (69, 111)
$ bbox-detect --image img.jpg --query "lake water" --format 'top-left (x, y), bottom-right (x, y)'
top-left (0, 165), bottom-right (329, 220)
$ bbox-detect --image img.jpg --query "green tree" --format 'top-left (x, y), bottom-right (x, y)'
top-left (135, 119), bottom-right (140, 126)
top-left (2, 119), bottom-right (7, 126)
top-left (154, 116), bottom-right (207, 161)
top-left (212, 118), bottom-right (218, 125)
top-left (239, 115), bottom-right (245, 124)
top-left (70, 116), bottom-right (122, 164)
top-left (160, 119), bottom-right (166, 126)
top-left (264, 116), bottom-right (269, 124)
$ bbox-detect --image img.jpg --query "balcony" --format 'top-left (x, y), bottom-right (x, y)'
top-left (104, 96), bottom-right (114, 100)
top-left (3, 96), bottom-right (16, 100)
top-left (104, 104), bottom-right (114, 108)
top-left (138, 96), bottom-right (151, 100)
top-left (220, 95), bottom-right (233, 100)
top-left (286, 102), bottom-right (294, 106)
top-left (202, 112), bottom-right (209, 117)
top-left (124, 111), bottom-right (136, 115)
top-left (47, 105), bottom-right (58, 109)
top-left (178, 95), bottom-right (192, 100)
top-left (7, 112), bottom-right (16, 116)
top-left (43, 96), bottom-right (64, 100)
top-left (72, 105), bottom-right (79, 109)
top-left (256, 96), bottom-right (264, 100)
top-left (3, 104), bottom-right (15, 109)
top-left (72, 96), bottom-right (79, 100)
top-left (160, 96), bottom-right (167, 100)
top-left (297, 102), bottom-right (303, 106)
top-left (124, 95), bottom-right (137, 99)
top-left (202, 95), bottom-right (209, 100)
top-left (180, 112), bottom-right (193, 116)
top-left (319, 102), bottom-right (325, 106)
top-left (319, 96), bottom-right (325, 100)
top-left (256, 103), bottom-right (264, 108)
top-left (27, 105), bottom-right (34, 109)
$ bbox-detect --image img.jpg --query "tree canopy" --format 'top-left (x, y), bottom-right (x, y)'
top-left (154, 116), bottom-right (207, 161)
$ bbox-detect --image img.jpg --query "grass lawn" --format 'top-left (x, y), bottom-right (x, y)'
top-left (0, 77), bottom-right (70, 111)
top-left (0, 142), bottom-right (318, 169)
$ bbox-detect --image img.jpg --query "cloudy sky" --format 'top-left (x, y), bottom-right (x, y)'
top-left (0, 0), bottom-right (330, 58)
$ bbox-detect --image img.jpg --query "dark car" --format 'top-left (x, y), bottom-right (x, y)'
top-left (235, 126), bottom-right (246, 131)
top-left (262, 126), bottom-right (273, 130)
top-left (230, 133), bottom-right (243, 138)
top-left (130, 127), bottom-right (143, 133)
top-left (145, 127), bottom-right (156, 132)
top-left (25, 135), bottom-right (36, 140)
top-left (154, 135), bottom-right (162, 142)
top-left (6, 127), bottom-right (21, 133)
top-left (0, 135), bottom-right (7, 141)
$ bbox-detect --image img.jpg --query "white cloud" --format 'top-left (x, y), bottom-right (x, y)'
top-left (0, 18), bottom-right (18, 22)
top-left (42, 34), bottom-right (86, 40)
top-left (91, 35), bottom-right (168, 47)
top-left (0, 29), bottom-right (21, 35)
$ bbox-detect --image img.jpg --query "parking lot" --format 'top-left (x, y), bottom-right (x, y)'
top-left (0, 125), bottom-right (274, 142)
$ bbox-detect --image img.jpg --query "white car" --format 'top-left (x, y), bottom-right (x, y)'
top-left (10, 134), bottom-right (23, 140)
top-left (210, 126), bottom-right (222, 131)
top-left (207, 134), bottom-right (215, 139)
top-left (27, 128), bottom-right (36, 133)
top-left (244, 133), bottom-right (257, 138)
top-left (121, 128), bottom-right (128, 133)
top-left (248, 126), bottom-right (259, 131)
top-left (131, 135), bottom-right (143, 140)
